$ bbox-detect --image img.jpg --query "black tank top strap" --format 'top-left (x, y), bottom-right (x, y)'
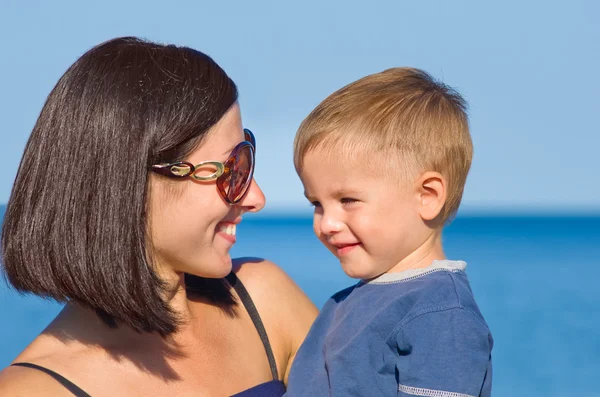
top-left (225, 271), bottom-right (279, 381)
top-left (11, 362), bottom-right (91, 397)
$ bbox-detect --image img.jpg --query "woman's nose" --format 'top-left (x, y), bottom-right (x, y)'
top-left (239, 178), bottom-right (265, 213)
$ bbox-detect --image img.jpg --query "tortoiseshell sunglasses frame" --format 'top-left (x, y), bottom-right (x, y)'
top-left (150, 129), bottom-right (256, 204)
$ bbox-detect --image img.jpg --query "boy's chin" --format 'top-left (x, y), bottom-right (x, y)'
top-left (339, 258), bottom-right (381, 280)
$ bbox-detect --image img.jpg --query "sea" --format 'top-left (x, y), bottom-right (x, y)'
top-left (0, 204), bottom-right (599, 396)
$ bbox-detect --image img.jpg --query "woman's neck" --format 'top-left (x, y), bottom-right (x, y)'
top-left (43, 271), bottom-right (199, 357)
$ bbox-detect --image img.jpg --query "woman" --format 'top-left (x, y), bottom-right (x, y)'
top-left (0, 37), bottom-right (317, 396)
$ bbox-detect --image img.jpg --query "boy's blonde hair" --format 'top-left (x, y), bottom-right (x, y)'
top-left (294, 67), bottom-right (473, 223)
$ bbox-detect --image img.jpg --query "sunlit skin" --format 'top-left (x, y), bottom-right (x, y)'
top-left (300, 148), bottom-right (448, 280)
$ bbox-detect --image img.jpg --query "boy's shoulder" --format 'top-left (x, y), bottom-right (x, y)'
top-left (332, 260), bottom-right (486, 327)
top-left (312, 260), bottom-right (489, 338)
top-left (375, 260), bottom-right (480, 309)
top-left (381, 261), bottom-right (491, 341)
top-left (402, 261), bottom-right (487, 327)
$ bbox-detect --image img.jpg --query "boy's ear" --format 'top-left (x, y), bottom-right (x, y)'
top-left (416, 171), bottom-right (447, 221)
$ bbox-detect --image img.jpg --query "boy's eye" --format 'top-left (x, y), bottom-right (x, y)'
top-left (340, 198), bottom-right (359, 205)
top-left (309, 201), bottom-right (322, 208)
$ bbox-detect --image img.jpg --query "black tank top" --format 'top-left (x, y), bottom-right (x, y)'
top-left (12, 272), bottom-right (285, 397)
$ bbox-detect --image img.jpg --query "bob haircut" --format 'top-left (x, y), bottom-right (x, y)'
top-left (1, 37), bottom-right (238, 335)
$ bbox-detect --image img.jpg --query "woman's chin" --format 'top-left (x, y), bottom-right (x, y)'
top-left (188, 255), bottom-right (233, 279)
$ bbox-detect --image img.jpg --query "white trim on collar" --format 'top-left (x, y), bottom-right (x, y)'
top-left (364, 260), bottom-right (467, 285)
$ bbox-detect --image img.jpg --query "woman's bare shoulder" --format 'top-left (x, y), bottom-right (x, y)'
top-left (232, 257), bottom-right (318, 321)
top-left (0, 363), bottom-right (73, 396)
top-left (232, 257), bottom-right (318, 382)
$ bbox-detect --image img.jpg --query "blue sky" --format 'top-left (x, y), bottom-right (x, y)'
top-left (1, 0), bottom-right (598, 214)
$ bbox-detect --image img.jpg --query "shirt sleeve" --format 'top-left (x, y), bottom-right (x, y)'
top-left (394, 307), bottom-right (492, 397)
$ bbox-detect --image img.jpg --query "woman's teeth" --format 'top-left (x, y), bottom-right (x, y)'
top-left (218, 223), bottom-right (236, 236)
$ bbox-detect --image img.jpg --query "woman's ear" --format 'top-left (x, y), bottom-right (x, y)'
top-left (416, 171), bottom-right (447, 221)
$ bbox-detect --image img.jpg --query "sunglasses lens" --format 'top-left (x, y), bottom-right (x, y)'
top-left (217, 144), bottom-right (254, 203)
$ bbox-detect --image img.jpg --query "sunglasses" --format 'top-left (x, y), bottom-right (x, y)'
top-left (150, 129), bottom-right (256, 204)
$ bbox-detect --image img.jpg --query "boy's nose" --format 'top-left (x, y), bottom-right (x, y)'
top-left (319, 212), bottom-right (343, 235)
top-left (239, 178), bottom-right (265, 213)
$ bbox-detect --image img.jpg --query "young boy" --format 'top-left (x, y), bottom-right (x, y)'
top-left (286, 68), bottom-right (493, 397)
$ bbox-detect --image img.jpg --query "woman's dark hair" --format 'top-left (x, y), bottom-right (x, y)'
top-left (0, 37), bottom-right (238, 335)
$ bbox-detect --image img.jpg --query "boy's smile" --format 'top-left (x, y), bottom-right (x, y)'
top-left (332, 242), bottom-right (362, 256)
top-left (300, 149), bottom-right (437, 280)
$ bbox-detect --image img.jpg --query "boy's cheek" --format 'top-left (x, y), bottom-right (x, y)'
top-left (312, 216), bottom-right (321, 237)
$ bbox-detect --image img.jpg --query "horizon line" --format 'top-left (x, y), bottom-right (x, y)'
top-left (1, 203), bottom-right (599, 219)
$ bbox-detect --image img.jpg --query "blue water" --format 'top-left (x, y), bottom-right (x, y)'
top-left (1, 204), bottom-right (599, 396)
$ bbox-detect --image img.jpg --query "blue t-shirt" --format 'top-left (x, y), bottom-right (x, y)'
top-left (286, 260), bottom-right (493, 397)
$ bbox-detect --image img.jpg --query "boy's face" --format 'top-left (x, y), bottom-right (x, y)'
top-left (300, 149), bottom-right (430, 280)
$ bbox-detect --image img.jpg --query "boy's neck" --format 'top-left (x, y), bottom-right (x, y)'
top-left (386, 230), bottom-right (445, 274)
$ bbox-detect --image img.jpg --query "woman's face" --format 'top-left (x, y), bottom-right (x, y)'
top-left (148, 104), bottom-right (265, 281)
